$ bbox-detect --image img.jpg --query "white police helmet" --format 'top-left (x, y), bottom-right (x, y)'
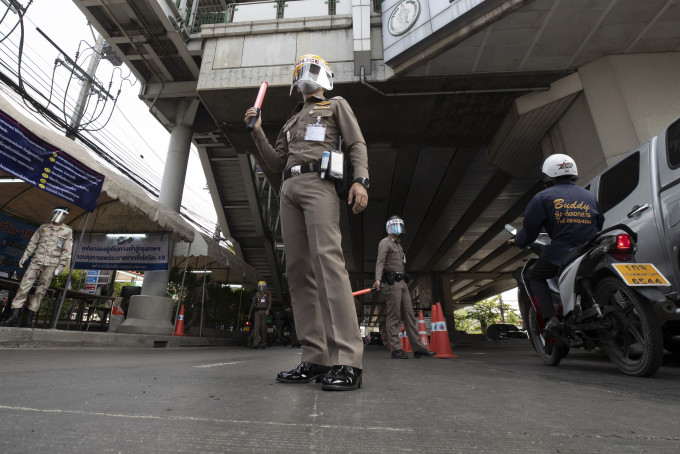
top-left (541, 154), bottom-right (578, 183)
top-left (290, 54), bottom-right (333, 95)
top-left (386, 216), bottom-right (405, 235)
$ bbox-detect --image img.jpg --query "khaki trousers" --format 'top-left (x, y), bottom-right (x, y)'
top-left (384, 281), bottom-right (426, 353)
top-left (253, 310), bottom-right (268, 347)
top-left (12, 262), bottom-right (56, 312)
top-left (280, 173), bottom-right (363, 368)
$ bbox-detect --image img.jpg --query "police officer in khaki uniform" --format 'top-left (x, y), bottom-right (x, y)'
top-left (248, 281), bottom-right (272, 349)
top-left (1, 207), bottom-right (73, 327)
top-left (374, 216), bottom-right (436, 359)
top-left (244, 54), bottom-right (368, 391)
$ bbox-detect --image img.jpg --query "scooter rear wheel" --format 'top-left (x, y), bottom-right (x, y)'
top-left (528, 306), bottom-right (569, 366)
top-left (595, 276), bottom-right (663, 377)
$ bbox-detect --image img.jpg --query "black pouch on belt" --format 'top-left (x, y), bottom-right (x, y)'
top-left (382, 269), bottom-right (396, 285)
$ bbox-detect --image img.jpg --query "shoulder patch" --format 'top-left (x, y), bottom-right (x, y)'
top-left (330, 96), bottom-right (344, 100)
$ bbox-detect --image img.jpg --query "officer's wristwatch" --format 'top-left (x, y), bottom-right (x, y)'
top-left (354, 177), bottom-right (370, 190)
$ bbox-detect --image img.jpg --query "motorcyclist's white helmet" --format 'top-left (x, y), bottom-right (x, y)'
top-left (541, 154), bottom-right (578, 183)
top-left (386, 216), bottom-right (405, 235)
top-left (290, 54), bottom-right (333, 95)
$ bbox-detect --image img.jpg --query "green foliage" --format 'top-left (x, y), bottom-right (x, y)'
top-left (454, 295), bottom-right (521, 334)
top-left (167, 266), bottom-right (255, 329)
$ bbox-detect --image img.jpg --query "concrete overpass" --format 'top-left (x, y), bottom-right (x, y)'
top-left (72, 0), bottom-right (680, 327)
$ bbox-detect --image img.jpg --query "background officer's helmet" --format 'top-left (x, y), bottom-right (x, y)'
top-left (51, 206), bottom-right (70, 224)
top-left (386, 216), bottom-right (406, 235)
top-left (290, 54), bottom-right (333, 95)
top-left (258, 281), bottom-right (267, 292)
top-left (541, 153), bottom-right (578, 185)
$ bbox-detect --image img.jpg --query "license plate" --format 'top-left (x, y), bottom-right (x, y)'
top-left (612, 263), bottom-right (670, 286)
top-left (243, 327), bottom-right (250, 332)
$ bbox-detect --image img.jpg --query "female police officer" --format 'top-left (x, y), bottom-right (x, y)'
top-left (244, 54), bottom-right (369, 390)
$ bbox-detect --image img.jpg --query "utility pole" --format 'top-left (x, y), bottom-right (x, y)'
top-left (66, 34), bottom-right (105, 139)
top-left (499, 294), bottom-right (505, 323)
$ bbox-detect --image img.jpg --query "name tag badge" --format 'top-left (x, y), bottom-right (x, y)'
top-left (57, 238), bottom-right (64, 248)
top-left (305, 116), bottom-right (326, 141)
top-left (261, 298), bottom-right (265, 303)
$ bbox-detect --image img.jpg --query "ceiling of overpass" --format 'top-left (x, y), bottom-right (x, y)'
top-left (73, 0), bottom-right (680, 327)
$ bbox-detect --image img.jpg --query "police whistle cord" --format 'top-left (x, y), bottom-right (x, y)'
top-left (352, 287), bottom-right (381, 297)
top-left (246, 81), bottom-right (268, 132)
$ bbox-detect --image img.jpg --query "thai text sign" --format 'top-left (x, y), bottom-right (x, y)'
top-left (0, 109), bottom-right (104, 212)
top-left (0, 211), bottom-right (37, 277)
top-left (73, 234), bottom-right (169, 271)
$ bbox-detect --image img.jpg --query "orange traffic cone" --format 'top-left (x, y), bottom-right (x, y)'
top-left (173, 305), bottom-right (186, 336)
top-left (402, 322), bottom-right (412, 353)
top-left (418, 310), bottom-right (430, 348)
top-left (430, 302), bottom-right (459, 358)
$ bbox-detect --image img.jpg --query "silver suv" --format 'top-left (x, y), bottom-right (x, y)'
top-left (584, 115), bottom-right (680, 353)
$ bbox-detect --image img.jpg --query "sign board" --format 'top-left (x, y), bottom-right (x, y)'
top-left (0, 109), bottom-right (104, 211)
top-left (73, 233), bottom-right (169, 271)
top-left (85, 276), bottom-right (98, 284)
top-left (87, 270), bottom-right (99, 276)
top-left (0, 211), bottom-right (37, 278)
top-left (84, 283), bottom-right (96, 290)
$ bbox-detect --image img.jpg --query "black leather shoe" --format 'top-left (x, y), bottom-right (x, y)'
top-left (391, 349), bottom-right (409, 359)
top-left (543, 317), bottom-right (562, 339)
top-left (321, 365), bottom-right (362, 391)
top-left (276, 361), bottom-right (331, 384)
top-left (413, 349), bottom-right (436, 358)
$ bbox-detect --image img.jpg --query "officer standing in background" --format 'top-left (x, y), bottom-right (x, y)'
top-left (244, 54), bottom-right (368, 391)
top-left (248, 281), bottom-right (272, 349)
top-left (374, 216), bottom-right (436, 359)
top-left (1, 207), bottom-right (73, 327)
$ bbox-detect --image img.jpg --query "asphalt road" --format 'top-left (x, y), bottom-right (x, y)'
top-left (1, 341), bottom-right (679, 453)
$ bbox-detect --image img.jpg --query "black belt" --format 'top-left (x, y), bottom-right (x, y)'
top-left (256, 308), bottom-right (268, 311)
top-left (282, 163), bottom-right (319, 181)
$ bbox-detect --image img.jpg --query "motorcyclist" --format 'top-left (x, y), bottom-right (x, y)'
top-left (509, 154), bottom-right (604, 338)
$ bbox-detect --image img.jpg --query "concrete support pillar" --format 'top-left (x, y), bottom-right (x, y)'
top-left (119, 98), bottom-right (198, 335)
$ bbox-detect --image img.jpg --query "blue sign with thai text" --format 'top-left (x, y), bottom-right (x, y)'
top-left (0, 109), bottom-right (104, 212)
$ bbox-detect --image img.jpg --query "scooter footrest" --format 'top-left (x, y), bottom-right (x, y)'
top-left (580, 307), bottom-right (601, 320)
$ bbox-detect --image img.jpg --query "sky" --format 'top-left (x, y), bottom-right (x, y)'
top-left (0, 0), bottom-right (217, 233)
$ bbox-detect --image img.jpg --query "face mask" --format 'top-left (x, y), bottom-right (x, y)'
top-left (298, 80), bottom-right (319, 94)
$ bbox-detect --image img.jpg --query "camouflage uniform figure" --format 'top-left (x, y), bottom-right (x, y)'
top-left (2, 207), bottom-right (72, 327)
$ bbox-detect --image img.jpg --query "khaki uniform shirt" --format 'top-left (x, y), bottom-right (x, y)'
top-left (251, 95), bottom-right (369, 180)
top-left (375, 236), bottom-right (406, 280)
top-left (21, 223), bottom-right (73, 267)
top-left (249, 291), bottom-right (272, 313)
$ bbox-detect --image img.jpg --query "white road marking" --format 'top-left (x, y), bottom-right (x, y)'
top-left (193, 361), bottom-right (244, 368)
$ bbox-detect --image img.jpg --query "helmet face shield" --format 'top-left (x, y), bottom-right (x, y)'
top-left (386, 217), bottom-right (405, 235)
top-left (258, 281), bottom-right (267, 292)
top-left (290, 55), bottom-right (333, 95)
top-left (51, 207), bottom-right (69, 224)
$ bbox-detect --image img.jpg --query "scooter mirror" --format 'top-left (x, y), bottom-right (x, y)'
top-left (504, 224), bottom-right (517, 236)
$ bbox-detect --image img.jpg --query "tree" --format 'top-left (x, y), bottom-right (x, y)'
top-left (455, 295), bottom-right (521, 334)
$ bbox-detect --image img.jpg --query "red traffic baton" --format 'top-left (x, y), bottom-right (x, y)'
top-left (246, 81), bottom-right (268, 132)
top-left (352, 287), bottom-right (380, 297)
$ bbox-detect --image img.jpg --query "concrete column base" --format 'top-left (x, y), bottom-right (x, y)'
top-left (118, 295), bottom-right (174, 335)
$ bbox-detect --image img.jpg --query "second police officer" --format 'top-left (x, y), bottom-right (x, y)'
top-left (244, 54), bottom-right (369, 390)
top-left (374, 216), bottom-right (436, 359)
